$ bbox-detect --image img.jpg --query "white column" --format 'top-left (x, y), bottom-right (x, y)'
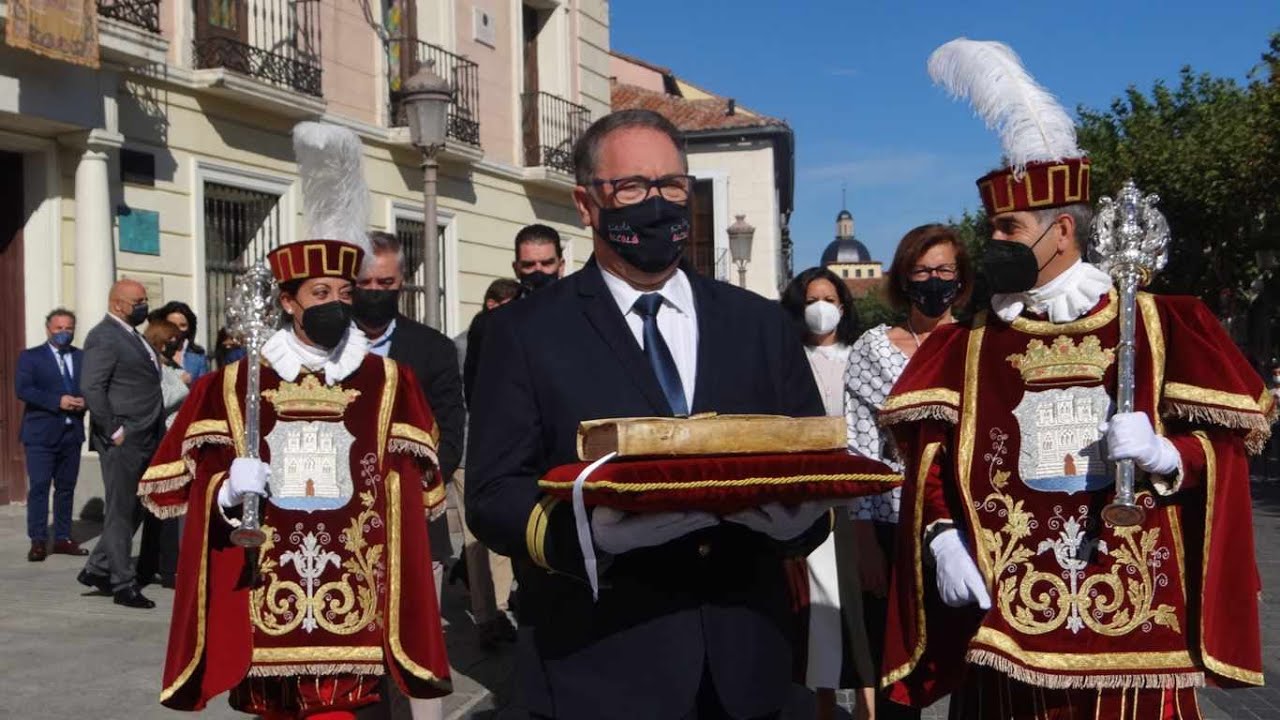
top-left (73, 130), bottom-right (124, 327)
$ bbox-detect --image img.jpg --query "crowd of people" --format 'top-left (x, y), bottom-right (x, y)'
top-left (11, 36), bottom-right (1280, 720)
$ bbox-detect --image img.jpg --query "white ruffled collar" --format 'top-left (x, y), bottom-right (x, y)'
top-left (261, 324), bottom-right (369, 385)
top-left (991, 261), bottom-right (1113, 324)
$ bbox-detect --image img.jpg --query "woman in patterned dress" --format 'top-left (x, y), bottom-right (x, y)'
top-left (845, 224), bottom-right (973, 719)
top-left (781, 267), bottom-right (875, 720)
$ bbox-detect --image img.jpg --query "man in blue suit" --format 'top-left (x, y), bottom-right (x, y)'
top-left (16, 308), bottom-right (88, 562)
top-left (466, 109), bottom-right (831, 720)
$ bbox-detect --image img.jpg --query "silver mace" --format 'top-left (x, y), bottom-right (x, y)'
top-left (1092, 180), bottom-right (1170, 527)
top-left (224, 261), bottom-right (279, 548)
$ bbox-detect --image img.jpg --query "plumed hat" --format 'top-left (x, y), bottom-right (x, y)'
top-left (267, 122), bottom-right (371, 284)
top-left (928, 38), bottom-right (1090, 216)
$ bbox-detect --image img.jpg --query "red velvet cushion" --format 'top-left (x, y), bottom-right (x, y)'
top-left (538, 451), bottom-right (901, 513)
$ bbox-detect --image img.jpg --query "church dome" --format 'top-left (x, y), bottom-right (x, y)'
top-left (821, 237), bottom-right (873, 265)
top-left (836, 209), bottom-right (853, 222)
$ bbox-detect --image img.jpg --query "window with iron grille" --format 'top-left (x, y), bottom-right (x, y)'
top-left (203, 182), bottom-right (284, 351)
top-left (395, 218), bottom-right (447, 333)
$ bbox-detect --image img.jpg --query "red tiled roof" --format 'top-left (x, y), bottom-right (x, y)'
top-left (611, 82), bottom-right (788, 133)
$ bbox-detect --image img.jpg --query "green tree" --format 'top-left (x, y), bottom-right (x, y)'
top-left (1076, 33), bottom-right (1280, 315)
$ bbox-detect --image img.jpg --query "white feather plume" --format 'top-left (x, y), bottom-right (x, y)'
top-left (292, 121), bottom-right (371, 254)
top-left (927, 38), bottom-right (1080, 172)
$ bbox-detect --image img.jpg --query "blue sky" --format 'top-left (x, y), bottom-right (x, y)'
top-left (610, 1), bottom-right (1278, 271)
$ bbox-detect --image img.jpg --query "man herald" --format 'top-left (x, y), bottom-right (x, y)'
top-left (879, 38), bottom-right (1271, 719)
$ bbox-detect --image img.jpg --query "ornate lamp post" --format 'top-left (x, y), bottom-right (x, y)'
top-left (400, 61), bottom-right (452, 330)
top-left (726, 214), bottom-right (755, 289)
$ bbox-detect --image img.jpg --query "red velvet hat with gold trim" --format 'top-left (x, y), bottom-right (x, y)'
top-left (928, 39), bottom-right (1089, 216)
top-left (268, 122), bottom-right (371, 285)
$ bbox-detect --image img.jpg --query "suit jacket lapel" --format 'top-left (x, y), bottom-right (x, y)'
top-left (108, 316), bottom-right (158, 373)
top-left (578, 261), bottom-right (671, 416)
top-left (689, 273), bottom-right (724, 414)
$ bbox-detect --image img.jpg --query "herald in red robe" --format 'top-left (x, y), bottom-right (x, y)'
top-left (139, 355), bottom-right (451, 716)
top-left (879, 292), bottom-right (1271, 716)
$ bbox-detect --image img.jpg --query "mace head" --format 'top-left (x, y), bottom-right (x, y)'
top-left (1090, 179), bottom-right (1169, 287)
top-left (225, 261), bottom-right (279, 351)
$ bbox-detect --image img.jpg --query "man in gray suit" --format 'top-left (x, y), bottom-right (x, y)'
top-left (77, 279), bottom-right (163, 609)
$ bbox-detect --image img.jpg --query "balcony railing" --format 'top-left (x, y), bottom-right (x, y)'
top-left (522, 91), bottom-right (590, 174)
top-left (193, 0), bottom-right (323, 97)
top-left (387, 38), bottom-right (481, 146)
top-left (97, 0), bottom-right (161, 33)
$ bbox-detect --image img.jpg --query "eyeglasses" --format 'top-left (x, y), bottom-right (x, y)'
top-left (908, 264), bottom-right (958, 281)
top-left (590, 174), bottom-right (694, 206)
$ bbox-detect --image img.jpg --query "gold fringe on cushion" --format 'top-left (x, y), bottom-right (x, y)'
top-left (246, 663), bottom-right (384, 678)
top-left (965, 650), bottom-right (1204, 690)
top-left (879, 404), bottom-right (959, 428)
top-left (1161, 400), bottom-right (1271, 455)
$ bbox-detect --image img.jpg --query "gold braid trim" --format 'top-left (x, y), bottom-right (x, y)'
top-left (142, 459), bottom-right (187, 482)
top-left (1161, 400), bottom-right (1271, 455)
top-left (390, 422), bottom-right (438, 451)
top-left (881, 442), bottom-right (941, 689)
top-left (387, 438), bottom-right (439, 468)
top-left (184, 419), bottom-right (230, 439)
top-left (965, 649), bottom-right (1204, 690)
top-left (526, 497), bottom-right (559, 570)
top-left (537, 472), bottom-right (902, 493)
top-left (140, 496), bottom-right (187, 519)
top-left (879, 404), bottom-right (959, 428)
top-left (159, 472), bottom-right (222, 703)
top-left (246, 663), bottom-right (384, 678)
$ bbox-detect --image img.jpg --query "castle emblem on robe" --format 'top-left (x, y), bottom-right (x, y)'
top-left (1012, 386), bottom-right (1113, 493)
top-left (264, 420), bottom-right (355, 511)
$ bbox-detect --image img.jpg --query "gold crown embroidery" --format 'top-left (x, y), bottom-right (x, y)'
top-left (1006, 335), bottom-right (1116, 385)
top-left (262, 374), bottom-right (361, 418)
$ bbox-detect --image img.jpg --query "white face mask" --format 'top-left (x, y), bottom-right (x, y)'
top-left (804, 300), bottom-right (841, 336)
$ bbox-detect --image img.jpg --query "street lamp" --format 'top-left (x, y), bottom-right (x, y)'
top-left (726, 214), bottom-right (755, 288)
top-left (400, 61), bottom-right (452, 330)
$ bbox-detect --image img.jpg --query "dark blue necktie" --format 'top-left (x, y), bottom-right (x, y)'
top-left (57, 350), bottom-right (74, 394)
top-left (632, 293), bottom-right (688, 417)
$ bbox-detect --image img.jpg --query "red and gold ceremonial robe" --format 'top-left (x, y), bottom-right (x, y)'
top-left (879, 292), bottom-right (1272, 717)
top-left (139, 355), bottom-right (451, 716)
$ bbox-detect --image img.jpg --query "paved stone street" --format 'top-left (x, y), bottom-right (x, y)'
top-left (0, 463), bottom-right (1274, 718)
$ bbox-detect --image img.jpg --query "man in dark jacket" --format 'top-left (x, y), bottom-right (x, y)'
top-left (16, 308), bottom-right (87, 562)
top-left (466, 109), bottom-right (831, 720)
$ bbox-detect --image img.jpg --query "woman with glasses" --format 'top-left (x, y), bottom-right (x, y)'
top-left (844, 223), bottom-right (973, 719)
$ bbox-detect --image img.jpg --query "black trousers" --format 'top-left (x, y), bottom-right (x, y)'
top-left (529, 665), bottom-right (783, 720)
top-left (136, 514), bottom-right (180, 581)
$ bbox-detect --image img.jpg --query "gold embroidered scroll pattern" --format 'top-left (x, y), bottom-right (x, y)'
top-left (252, 460), bottom-right (385, 638)
top-left (979, 433), bottom-right (1179, 639)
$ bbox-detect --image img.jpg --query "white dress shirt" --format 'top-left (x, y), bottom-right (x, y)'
top-left (108, 312), bottom-right (158, 368)
top-left (600, 266), bottom-right (698, 411)
top-left (366, 318), bottom-right (398, 358)
top-left (48, 343), bottom-right (74, 425)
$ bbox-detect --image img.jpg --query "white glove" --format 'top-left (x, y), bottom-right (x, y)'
top-left (929, 529), bottom-right (991, 609)
top-left (591, 506), bottom-right (719, 556)
top-left (218, 458), bottom-right (271, 509)
top-left (1102, 412), bottom-right (1180, 475)
top-left (723, 501), bottom-right (831, 542)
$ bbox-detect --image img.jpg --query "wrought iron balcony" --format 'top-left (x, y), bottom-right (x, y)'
top-left (387, 38), bottom-right (481, 147)
top-left (522, 91), bottom-right (590, 174)
top-left (193, 0), bottom-right (323, 97)
top-left (97, 0), bottom-right (161, 33)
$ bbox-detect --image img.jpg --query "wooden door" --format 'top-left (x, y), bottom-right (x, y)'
top-left (689, 179), bottom-right (715, 276)
top-left (521, 4), bottom-right (541, 166)
top-left (0, 151), bottom-right (26, 504)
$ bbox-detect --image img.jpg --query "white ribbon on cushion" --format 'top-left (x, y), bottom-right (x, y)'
top-left (570, 451), bottom-right (618, 600)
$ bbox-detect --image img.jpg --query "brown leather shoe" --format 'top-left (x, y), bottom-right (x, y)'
top-left (51, 539), bottom-right (89, 556)
top-left (28, 542), bottom-right (48, 562)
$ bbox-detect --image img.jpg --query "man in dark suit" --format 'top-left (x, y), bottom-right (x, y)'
top-left (462, 224), bottom-right (565, 403)
top-left (16, 308), bottom-right (88, 562)
top-left (78, 279), bottom-right (163, 609)
top-left (466, 109), bottom-right (831, 720)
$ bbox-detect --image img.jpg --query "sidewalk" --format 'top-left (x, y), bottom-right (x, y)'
top-left (0, 462), bottom-right (1273, 718)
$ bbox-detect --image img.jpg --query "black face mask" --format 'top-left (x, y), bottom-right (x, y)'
top-left (905, 277), bottom-right (962, 318)
top-left (982, 222), bottom-right (1055, 294)
top-left (519, 270), bottom-right (558, 293)
top-left (162, 340), bottom-right (181, 358)
top-left (596, 196), bottom-right (690, 274)
top-left (352, 288), bottom-right (400, 328)
top-left (300, 301), bottom-right (352, 350)
top-left (126, 302), bottom-right (149, 327)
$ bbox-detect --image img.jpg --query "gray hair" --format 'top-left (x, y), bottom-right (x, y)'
top-left (571, 109), bottom-right (687, 187)
top-left (1033, 203), bottom-right (1094, 254)
top-left (366, 230), bottom-right (406, 274)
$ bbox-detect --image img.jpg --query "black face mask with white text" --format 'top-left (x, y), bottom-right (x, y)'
top-left (595, 196), bottom-right (690, 274)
